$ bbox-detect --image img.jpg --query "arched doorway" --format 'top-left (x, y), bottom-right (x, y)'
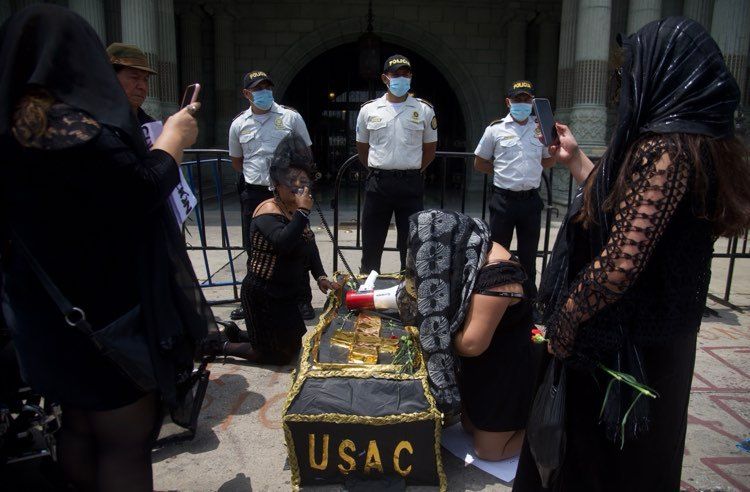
top-left (282, 42), bottom-right (467, 186)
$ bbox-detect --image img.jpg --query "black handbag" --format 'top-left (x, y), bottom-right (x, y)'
top-left (526, 358), bottom-right (567, 488)
top-left (13, 233), bottom-right (157, 392)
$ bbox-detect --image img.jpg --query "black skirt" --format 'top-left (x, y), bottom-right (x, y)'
top-left (241, 275), bottom-right (306, 364)
top-left (458, 260), bottom-right (540, 432)
top-left (513, 331), bottom-right (698, 491)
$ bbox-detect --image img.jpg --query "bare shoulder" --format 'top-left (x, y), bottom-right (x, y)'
top-left (487, 242), bottom-right (512, 262)
top-left (253, 198), bottom-right (281, 217)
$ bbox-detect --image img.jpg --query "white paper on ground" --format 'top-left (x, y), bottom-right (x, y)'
top-left (141, 121), bottom-right (197, 227)
top-left (440, 422), bottom-right (519, 483)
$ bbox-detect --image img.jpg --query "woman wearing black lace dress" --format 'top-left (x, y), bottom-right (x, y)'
top-left (514, 18), bottom-right (750, 491)
top-left (227, 133), bottom-right (339, 365)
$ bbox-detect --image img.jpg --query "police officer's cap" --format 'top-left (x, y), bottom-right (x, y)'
top-left (243, 70), bottom-right (274, 89)
top-left (507, 80), bottom-right (535, 98)
top-left (107, 43), bottom-right (157, 74)
top-left (383, 55), bottom-right (411, 74)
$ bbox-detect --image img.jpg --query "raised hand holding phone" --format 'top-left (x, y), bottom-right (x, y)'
top-left (532, 98), bottom-right (558, 146)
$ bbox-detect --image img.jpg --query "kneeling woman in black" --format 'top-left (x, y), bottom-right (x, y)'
top-left (454, 241), bottom-right (537, 461)
top-left (405, 210), bottom-right (538, 462)
top-left (228, 133), bottom-right (338, 365)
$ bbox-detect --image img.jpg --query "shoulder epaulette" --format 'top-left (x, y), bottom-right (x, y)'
top-left (416, 98), bottom-right (433, 108)
top-left (489, 119), bottom-right (503, 127)
top-left (360, 99), bottom-right (376, 108)
top-left (281, 105), bottom-right (298, 113)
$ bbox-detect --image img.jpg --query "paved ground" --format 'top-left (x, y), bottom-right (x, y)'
top-left (149, 210), bottom-right (750, 492)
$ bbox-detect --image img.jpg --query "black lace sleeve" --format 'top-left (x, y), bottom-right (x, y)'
top-left (547, 136), bottom-right (691, 357)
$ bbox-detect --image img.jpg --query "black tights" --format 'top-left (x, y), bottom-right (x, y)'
top-left (58, 392), bottom-right (161, 492)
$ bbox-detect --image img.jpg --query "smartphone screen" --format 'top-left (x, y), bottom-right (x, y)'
top-left (532, 98), bottom-right (558, 146)
top-left (181, 83), bottom-right (201, 109)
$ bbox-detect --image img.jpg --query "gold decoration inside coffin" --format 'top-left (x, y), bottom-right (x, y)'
top-left (330, 313), bottom-right (400, 364)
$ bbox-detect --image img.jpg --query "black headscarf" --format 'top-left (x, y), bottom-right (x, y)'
top-left (0, 5), bottom-right (141, 147)
top-left (538, 16), bottom-right (740, 321)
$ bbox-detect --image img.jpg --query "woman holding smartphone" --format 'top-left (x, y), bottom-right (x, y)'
top-left (515, 17), bottom-right (750, 491)
top-left (0, 6), bottom-right (213, 491)
top-left (223, 133), bottom-right (339, 365)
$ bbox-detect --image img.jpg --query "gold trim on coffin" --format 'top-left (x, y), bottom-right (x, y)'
top-left (282, 273), bottom-right (447, 492)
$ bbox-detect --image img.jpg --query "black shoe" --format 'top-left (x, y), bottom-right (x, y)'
top-left (230, 307), bottom-right (245, 320)
top-left (216, 320), bottom-right (250, 343)
top-left (298, 302), bottom-right (316, 320)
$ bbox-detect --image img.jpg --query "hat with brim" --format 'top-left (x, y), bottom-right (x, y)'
top-left (507, 80), bottom-right (535, 98)
top-left (106, 42), bottom-right (157, 74)
top-left (383, 54), bottom-right (412, 74)
top-left (243, 70), bottom-right (274, 89)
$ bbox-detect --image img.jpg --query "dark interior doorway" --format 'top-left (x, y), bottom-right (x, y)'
top-left (282, 41), bottom-right (467, 185)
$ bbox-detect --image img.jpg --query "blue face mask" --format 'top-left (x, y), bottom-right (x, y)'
top-left (509, 102), bottom-right (532, 121)
top-left (252, 89), bottom-right (274, 110)
top-left (388, 76), bottom-right (411, 97)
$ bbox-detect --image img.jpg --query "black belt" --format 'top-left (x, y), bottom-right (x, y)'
top-left (369, 168), bottom-right (421, 177)
top-left (493, 186), bottom-right (539, 199)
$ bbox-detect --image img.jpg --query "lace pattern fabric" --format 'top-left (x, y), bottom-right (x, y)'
top-left (546, 135), bottom-right (691, 358)
top-left (12, 90), bottom-right (100, 150)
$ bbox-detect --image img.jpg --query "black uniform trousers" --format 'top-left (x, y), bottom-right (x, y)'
top-left (361, 169), bottom-right (424, 273)
top-left (488, 187), bottom-right (543, 299)
top-left (240, 183), bottom-right (312, 304)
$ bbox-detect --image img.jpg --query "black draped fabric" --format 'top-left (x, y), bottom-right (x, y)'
top-left (539, 17), bottom-right (739, 322)
top-left (0, 5), bottom-right (215, 412)
top-left (539, 17), bottom-right (740, 326)
top-left (0, 5), bottom-right (143, 152)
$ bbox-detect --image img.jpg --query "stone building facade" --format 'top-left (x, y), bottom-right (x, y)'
top-left (2, 0), bottom-right (748, 158)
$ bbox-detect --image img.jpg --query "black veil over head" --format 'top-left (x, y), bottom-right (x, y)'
top-left (539, 17), bottom-right (740, 321)
top-left (596, 16), bottom-right (740, 226)
top-left (0, 4), bottom-right (140, 145)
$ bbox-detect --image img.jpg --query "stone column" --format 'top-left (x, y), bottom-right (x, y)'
top-left (69, 0), bottom-right (106, 43)
top-left (212, 5), bottom-right (236, 146)
top-left (555, 0), bottom-right (578, 124)
top-left (504, 15), bottom-right (528, 90)
top-left (535, 16), bottom-right (560, 104)
top-left (157, 0), bottom-right (179, 117)
top-left (683, 0), bottom-right (714, 29)
top-left (711, 0), bottom-right (750, 110)
top-left (178, 6), bottom-right (204, 146)
top-left (570, 0), bottom-right (612, 155)
top-left (120, 0), bottom-right (162, 119)
top-left (627, 0), bottom-right (662, 34)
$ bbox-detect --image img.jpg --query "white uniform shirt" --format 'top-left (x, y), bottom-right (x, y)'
top-left (228, 102), bottom-right (312, 186)
top-left (474, 114), bottom-right (551, 191)
top-left (355, 94), bottom-right (438, 170)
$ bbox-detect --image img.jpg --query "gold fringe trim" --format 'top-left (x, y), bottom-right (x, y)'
top-left (282, 272), bottom-right (446, 491)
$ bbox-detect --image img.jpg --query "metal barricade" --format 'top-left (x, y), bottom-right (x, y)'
top-left (180, 149), bottom-right (244, 305)
top-left (181, 149), bottom-right (747, 310)
top-left (331, 151), bottom-right (556, 272)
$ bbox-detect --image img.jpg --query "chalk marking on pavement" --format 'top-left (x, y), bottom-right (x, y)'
top-left (258, 392), bottom-right (287, 429)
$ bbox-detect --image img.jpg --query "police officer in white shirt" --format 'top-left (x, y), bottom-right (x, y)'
top-left (474, 80), bottom-right (556, 298)
top-left (228, 70), bottom-right (315, 319)
top-left (356, 54), bottom-right (438, 273)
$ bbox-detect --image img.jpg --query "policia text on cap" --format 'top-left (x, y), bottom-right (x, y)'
top-left (355, 55), bottom-right (438, 273)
